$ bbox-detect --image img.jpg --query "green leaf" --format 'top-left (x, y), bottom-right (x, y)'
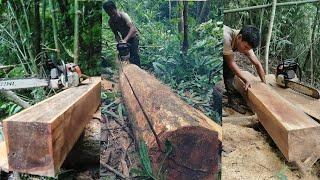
top-left (117, 103), bottom-right (123, 120)
top-left (9, 104), bottom-right (17, 115)
top-left (139, 140), bottom-right (154, 178)
top-left (12, 105), bottom-right (22, 115)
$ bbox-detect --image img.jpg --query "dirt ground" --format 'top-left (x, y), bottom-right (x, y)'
top-left (100, 72), bottom-right (141, 180)
top-left (222, 53), bottom-right (320, 180)
top-left (222, 107), bottom-right (320, 180)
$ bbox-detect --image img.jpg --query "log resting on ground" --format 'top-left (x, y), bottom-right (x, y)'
top-left (234, 71), bottom-right (320, 172)
top-left (119, 64), bottom-right (222, 180)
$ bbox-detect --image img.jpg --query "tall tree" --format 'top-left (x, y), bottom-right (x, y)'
top-left (199, 0), bottom-right (211, 23)
top-left (74, 0), bottom-right (79, 64)
top-left (264, 0), bottom-right (277, 74)
top-left (57, 0), bottom-right (73, 36)
top-left (34, 0), bottom-right (41, 61)
top-left (49, 0), bottom-right (61, 59)
top-left (182, 1), bottom-right (189, 54)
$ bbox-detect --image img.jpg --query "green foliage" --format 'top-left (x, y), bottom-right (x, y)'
top-left (0, 102), bottom-right (22, 116)
top-left (224, 1), bottom-right (320, 86)
top-left (102, 1), bottom-right (223, 123)
top-left (276, 166), bottom-right (288, 180)
top-left (149, 20), bottom-right (223, 122)
top-left (0, 1), bottom-right (101, 119)
top-left (131, 139), bottom-right (173, 180)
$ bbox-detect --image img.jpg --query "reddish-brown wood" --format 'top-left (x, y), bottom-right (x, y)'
top-left (120, 64), bottom-right (221, 179)
top-left (266, 74), bottom-right (320, 121)
top-left (2, 77), bottom-right (100, 177)
top-left (234, 71), bottom-right (320, 168)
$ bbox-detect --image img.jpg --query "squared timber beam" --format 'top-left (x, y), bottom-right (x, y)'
top-left (234, 71), bottom-right (320, 167)
top-left (2, 77), bottom-right (100, 177)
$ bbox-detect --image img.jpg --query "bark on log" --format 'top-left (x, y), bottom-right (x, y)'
top-left (119, 64), bottom-right (221, 180)
top-left (234, 71), bottom-right (320, 171)
top-left (2, 77), bottom-right (100, 177)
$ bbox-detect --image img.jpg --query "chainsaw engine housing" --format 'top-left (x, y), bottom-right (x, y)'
top-left (116, 42), bottom-right (130, 61)
top-left (276, 60), bottom-right (301, 87)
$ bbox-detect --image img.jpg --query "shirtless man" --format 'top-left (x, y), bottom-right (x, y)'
top-left (103, 1), bottom-right (140, 67)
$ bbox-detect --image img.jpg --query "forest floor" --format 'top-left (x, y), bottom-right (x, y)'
top-left (221, 53), bottom-right (320, 180)
top-left (100, 71), bottom-right (141, 180)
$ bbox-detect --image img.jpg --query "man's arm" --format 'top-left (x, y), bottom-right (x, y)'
top-left (121, 12), bottom-right (138, 42)
top-left (123, 22), bottom-right (138, 42)
top-left (224, 54), bottom-right (251, 90)
top-left (245, 50), bottom-right (266, 83)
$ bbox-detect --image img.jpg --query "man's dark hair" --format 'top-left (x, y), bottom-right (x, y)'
top-left (103, 1), bottom-right (117, 12)
top-left (239, 25), bottom-right (260, 49)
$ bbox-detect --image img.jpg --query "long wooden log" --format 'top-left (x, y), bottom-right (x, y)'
top-left (119, 64), bottom-right (221, 179)
top-left (234, 71), bottom-right (320, 170)
top-left (2, 77), bottom-right (100, 177)
top-left (266, 74), bottom-right (320, 121)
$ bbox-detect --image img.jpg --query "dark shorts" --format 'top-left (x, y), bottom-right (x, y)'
top-left (127, 36), bottom-right (141, 67)
top-left (223, 56), bottom-right (242, 98)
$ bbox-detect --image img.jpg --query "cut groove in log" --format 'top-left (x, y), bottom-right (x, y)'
top-left (234, 71), bottom-right (320, 169)
top-left (119, 64), bottom-right (221, 179)
top-left (2, 77), bottom-right (100, 177)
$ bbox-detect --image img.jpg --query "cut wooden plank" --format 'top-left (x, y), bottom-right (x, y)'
top-left (2, 77), bottom-right (101, 177)
top-left (120, 64), bottom-right (221, 179)
top-left (266, 74), bottom-right (320, 121)
top-left (234, 71), bottom-right (320, 168)
top-left (0, 141), bottom-right (8, 172)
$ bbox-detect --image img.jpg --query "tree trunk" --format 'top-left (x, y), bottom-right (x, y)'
top-left (0, 91), bottom-right (30, 109)
top-left (41, 0), bottom-right (47, 49)
top-left (74, 0), bottom-right (80, 64)
top-left (258, 8), bottom-right (265, 58)
top-left (199, 0), bottom-right (211, 23)
top-left (264, 0), bottom-right (277, 74)
top-left (20, 0), bottom-right (37, 75)
top-left (57, 0), bottom-right (73, 36)
top-left (34, 0), bottom-right (41, 61)
top-left (182, 1), bottom-right (189, 55)
top-left (49, 0), bottom-right (61, 59)
top-left (310, 4), bottom-right (319, 85)
top-left (168, 0), bottom-right (171, 20)
top-left (120, 64), bottom-right (221, 180)
top-left (178, 1), bottom-right (184, 33)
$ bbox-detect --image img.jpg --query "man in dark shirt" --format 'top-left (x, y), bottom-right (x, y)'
top-left (103, 1), bottom-right (140, 67)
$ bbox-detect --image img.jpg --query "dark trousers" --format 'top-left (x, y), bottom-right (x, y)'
top-left (212, 84), bottom-right (222, 119)
top-left (127, 36), bottom-right (141, 67)
top-left (223, 56), bottom-right (242, 98)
